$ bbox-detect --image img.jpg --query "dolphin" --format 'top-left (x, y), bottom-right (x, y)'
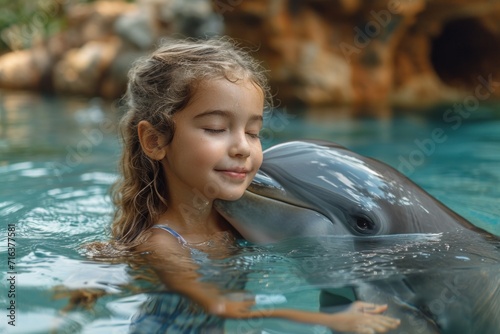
top-left (214, 140), bottom-right (499, 334)
top-left (214, 140), bottom-right (490, 243)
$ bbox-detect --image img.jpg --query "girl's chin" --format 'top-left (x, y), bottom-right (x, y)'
top-left (216, 191), bottom-right (245, 202)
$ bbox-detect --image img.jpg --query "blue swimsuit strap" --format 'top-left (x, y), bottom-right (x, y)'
top-left (151, 224), bottom-right (187, 245)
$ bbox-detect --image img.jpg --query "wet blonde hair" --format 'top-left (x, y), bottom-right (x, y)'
top-left (111, 37), bottom-right (272, 247)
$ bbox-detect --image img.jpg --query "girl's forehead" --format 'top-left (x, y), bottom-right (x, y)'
top-left (176, 77), bottom-right (264, 119)
top-left (191, 77), bottom-right (263, 101)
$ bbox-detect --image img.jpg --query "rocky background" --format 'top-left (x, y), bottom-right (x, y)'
top-left (1, 0), bottom-right (500, 116)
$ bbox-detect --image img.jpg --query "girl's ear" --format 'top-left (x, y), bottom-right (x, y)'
top-left (138, 120), bottom-right (168, 161)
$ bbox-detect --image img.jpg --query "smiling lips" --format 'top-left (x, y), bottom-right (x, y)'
top-left (215, 167), bottom-right (249, 180)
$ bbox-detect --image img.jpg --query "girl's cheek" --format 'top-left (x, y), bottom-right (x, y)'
top-left (255, 151), bottom-right (263, 168)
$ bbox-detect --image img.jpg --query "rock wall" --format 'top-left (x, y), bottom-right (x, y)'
top-left (0, 0), bottom-right (222, 99)
top-left (1, 0), bottom-right (500, 115)
top-left (221, 0), bottom-right (500, 114)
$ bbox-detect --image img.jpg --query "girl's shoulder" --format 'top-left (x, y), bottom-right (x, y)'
top-left (135, 224), bottom-right (190, 256)
top-left (151, 224), bottom-right (187, 245)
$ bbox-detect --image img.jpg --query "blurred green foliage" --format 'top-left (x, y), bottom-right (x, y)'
top-left (0, 0), bottom-right (134, 52)
top-left (0, 0), bottom-right (65, 51)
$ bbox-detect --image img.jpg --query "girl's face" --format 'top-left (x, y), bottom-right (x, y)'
top-left (162, 77), bottom-right (264, 204)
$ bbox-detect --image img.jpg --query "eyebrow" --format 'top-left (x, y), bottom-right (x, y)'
top-left (194, 109), bottom-right (263, 122)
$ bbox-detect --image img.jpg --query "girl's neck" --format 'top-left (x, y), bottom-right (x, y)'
top-left (159, 197), bottom-right (232, 237)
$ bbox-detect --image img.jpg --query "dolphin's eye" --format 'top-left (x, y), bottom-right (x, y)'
top-left (353, 215), bottom-right (377, 234)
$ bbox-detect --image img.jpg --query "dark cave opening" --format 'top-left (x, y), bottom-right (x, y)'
top-left (431, 18), bottom-right (500, 89)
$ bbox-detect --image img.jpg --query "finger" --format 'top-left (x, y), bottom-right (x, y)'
top-left (375, 316), bottom-right (401, 328)
top-left (368, 321), bottom-right (392, 333)
top-left (354, 301), bottom-right (385, 309)
top-left (368, 315), bottom-right (401, 330)
top-left (356, 327), bottom-right (376, 334)
top-left (362, 304), bottom-right (388, 314)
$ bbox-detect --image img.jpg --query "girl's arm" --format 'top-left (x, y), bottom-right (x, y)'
top-left (136, 231), bottom-right (400, 333)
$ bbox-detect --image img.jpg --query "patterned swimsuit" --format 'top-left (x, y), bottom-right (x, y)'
top-left (129, 225), bottom-right (243, 334)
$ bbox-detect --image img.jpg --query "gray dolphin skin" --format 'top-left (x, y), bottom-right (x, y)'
top-left (214, 140), bottom-right (499, 334)
top-left (215, 140), bottom-right (489, 243)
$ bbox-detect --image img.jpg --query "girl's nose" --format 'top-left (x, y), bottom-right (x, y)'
top-left (229, 132), bottom-right (251, 158)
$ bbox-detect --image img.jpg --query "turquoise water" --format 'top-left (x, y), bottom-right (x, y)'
top-left (0, 91), bottom-right (499, 333)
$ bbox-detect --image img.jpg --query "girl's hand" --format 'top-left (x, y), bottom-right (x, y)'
top-left (324, 301), bottom-right (400, 333)
top-left (205, 297), bottom-right (401, 333)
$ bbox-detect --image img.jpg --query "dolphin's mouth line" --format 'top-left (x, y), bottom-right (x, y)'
top-left (245, 187), bottom-right (382, 236)
top-left (246, 171), bottom-right (324, 214)
top-left (245, 187), bottom-right (328, 219)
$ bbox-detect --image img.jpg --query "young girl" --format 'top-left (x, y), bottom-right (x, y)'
top-left (111, 37), bottom-right (400, 333)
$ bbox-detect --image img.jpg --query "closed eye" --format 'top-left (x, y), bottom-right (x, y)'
top-left (247, 132), bottom-right (260, 139)
top-left (204, 129), bottom-right (226, 134)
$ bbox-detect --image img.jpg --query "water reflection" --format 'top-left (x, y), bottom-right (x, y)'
top-left (124, 232), bottom-right (500, 333)
top-left (0, 91), bottom-right (499, 333)
top-left (0, 90), bottom-right (119, 163)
